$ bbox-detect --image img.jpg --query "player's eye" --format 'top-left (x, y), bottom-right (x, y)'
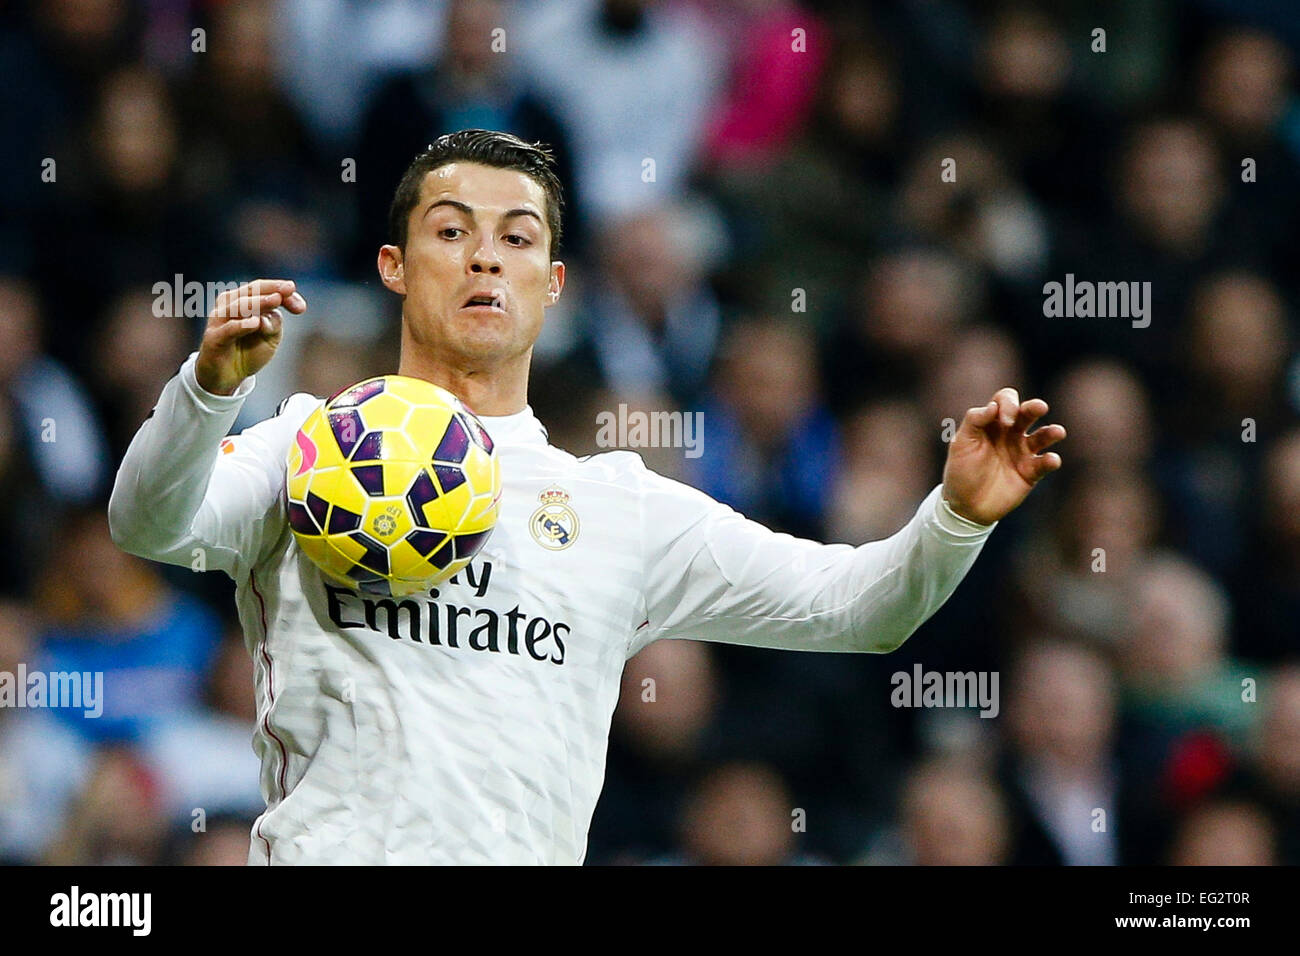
top-left (504, 234), bottom-right (531, 247)
top-left (438, 227), bottom-right (464, 240)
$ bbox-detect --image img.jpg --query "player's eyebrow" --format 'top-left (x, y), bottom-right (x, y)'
top-left (501, 208), bottom-right (544, 228)
top-left (424, 200), bottom-right (543, 229)
top-left (425, 198), bottom-right (474, 219)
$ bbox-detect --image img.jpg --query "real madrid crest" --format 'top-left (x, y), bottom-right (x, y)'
top-left (530, 486), bottom-right (579, 551)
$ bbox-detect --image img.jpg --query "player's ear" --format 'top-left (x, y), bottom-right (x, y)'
top-left (546, 261), bottom-right (565, 305)
top-left (378, 245), bottom-right (407, 295)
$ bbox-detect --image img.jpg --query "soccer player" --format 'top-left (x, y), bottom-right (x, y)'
top-left (109, 129), bottom-right (1065, 864)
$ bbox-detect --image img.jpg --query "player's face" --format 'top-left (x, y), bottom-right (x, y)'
top-left (383, 162), bottom-right (563, 367)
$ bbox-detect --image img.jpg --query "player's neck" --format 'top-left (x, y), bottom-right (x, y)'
top-left (397, 348), bottom-right (530, 417)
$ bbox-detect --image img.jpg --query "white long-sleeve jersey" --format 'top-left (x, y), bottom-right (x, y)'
top-left (108, 352), bottom-right (997, 865)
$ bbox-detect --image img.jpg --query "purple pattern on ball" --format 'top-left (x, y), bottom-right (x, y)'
top-left (405, 471), bottom-right (437, 526)
top-left (433, 417), bottom-right (470, 463)
top-left (305, 492), bottom-right (330, 530)
top-left (330, 379), bottom-right (386, 408)
top-left (352, 431), bottom-right (383, 461)
top-left (404, 529), bottom-right (444, 557)
top-left (430, 539), bottom-right (456, 569)
top-left (434, 464), bottom-right (465, 494)
top-left (329, 410), bottom-right (365, 457)
top-left (453, 528), bottom-right (494, 561)
top-left (352, 464), bottom-right (385, 496)
top-left (288, 500), bottom-right (318, 535)
top-left (327, 504), bottom-right (361, 535)
top-left (349, 532), bottom-right (389, 576)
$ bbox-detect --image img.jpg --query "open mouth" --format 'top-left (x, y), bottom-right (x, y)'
top-left (462, 293), bottom-right (504, 311)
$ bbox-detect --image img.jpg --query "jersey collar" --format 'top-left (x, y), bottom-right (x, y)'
top-left (475, 405), bottom-right (549, 447)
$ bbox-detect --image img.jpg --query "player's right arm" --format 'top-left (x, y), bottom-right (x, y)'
top-left (108, 280), bottom-right (307, 578)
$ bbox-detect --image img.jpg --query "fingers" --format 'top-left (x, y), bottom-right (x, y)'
top-left (1026, 450), bottom-right (1063, 482)
top-left (211, 279), bottom-right (306, 320)
top-left (260, 308), bottom-right (284, 338)
top-left (980, 389), bottom-right (1056, 438)
top-left (993, 387), bottom-right (1020, 428)
top-left (965, 399), bottom-right (999, 429)
top-left (1026, 422), bottom-right (1067, 454)
top-left (1012, 397), bottom-right (1049, 434)
top-left (213, 291), bottom-right (282, 320)
top-left (205, 313), bottom-right (269, 348)
top-left (960, 388), bottom-right (1022, 435)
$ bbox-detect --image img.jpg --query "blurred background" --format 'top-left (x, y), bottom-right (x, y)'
top-left (1, 0), bottom-right (1299, 865)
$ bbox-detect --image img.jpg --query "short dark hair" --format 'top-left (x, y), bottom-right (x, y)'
top-left (387, 129), bottom-right (564, 256)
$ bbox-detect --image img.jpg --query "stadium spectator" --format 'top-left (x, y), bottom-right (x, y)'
top-left (514, 0), bottom-right (724, 222)
top-left (895, 132), bottom-right (1052, 286)
top-left (353, 0), bottom-right (577, 271)
top-left (1235, 431), bottom-right (1300, 663)
top-left (175, 1), bottom-right (334, 283)
top-left (1116, 552), bottom-right (1257, 860)
top-left (1166, 797), bottom-right (1278, 865)
top-left (1117, 552), bottom-right (1251, 738)
top-left (822, 246), bottom-right (980, 416)
top-left (43, 745), bottom-right (169, 865)
top-left (1041, 117), bottom-right (1253, 402)
top-left (90, 286), bottom-right (192, 464)
top-left (685, 316), bottom-right (839, 540)
top-left (1242, 665), bottom-right (1300, 863)
top-left (32, 509), bottom-right (222, 746)
top-left (33, 64), bottom-right (219, 376)
top-left (568, 201), bottom-right (727, 407)
top-left (0, 277), bottom-right (110, 509)
top-left (698, 0), bottom-right (830, 171)
top-left (1047, 360), bottom-right (1154, 476)
top-left (29, 0), bottom-right (142, 133)
top-left (587, 638), bottom-right (722, 863)
top-left (1194, 27), bottom-right (1300, 290)
top-left (703, 21), bottom-right (900, 320)
top-left (1000, 639), bottom-right (1125, 865)
top-left (919, 323), bottom-right (1027, 451)
top-left (1164, 272), bottom-right (1290, 580)
top-left (859, 755), bottom-right (1011, 865)
top-left (276, 0), bottom-right (449, 148)
top-left (826, 398), bottom-right (932, 544)
top-left (140, 625), bottom-right (265, 828)
top-left (969, 4), bottom-right (1114, 219)
top-left (0, 601), bottom-right (92, 864)
top-left (1008, 466), bottom-right (1160, 648)
top-left (660, 761), bottom-right (824, 865)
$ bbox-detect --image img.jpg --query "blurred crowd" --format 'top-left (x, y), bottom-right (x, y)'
top-left (1, 0), bottom-right (1299, 865)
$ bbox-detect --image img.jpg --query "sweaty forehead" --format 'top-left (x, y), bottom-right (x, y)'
top-left (418, 162), bottom-right (547, 214)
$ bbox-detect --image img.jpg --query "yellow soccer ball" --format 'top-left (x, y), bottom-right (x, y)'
top-left (286, 376), bottom-right (502, 597)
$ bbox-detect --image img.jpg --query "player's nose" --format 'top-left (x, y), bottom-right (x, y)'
top-left (468, 237), bottom-right (503, 274)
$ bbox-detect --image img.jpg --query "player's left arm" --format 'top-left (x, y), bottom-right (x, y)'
top-left (634, 388), bottom-right (1064, 655)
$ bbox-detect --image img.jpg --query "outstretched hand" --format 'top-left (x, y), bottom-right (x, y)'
top-left (195, 278), bottom-right (307, 396)
top-left (941, 387), bottom-right (1066, 526)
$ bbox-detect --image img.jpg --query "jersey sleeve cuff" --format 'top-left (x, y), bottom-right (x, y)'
top-left (932, 485), bottom-right (998, 537)
top-left (179, 351), bottom-right (256, 412)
